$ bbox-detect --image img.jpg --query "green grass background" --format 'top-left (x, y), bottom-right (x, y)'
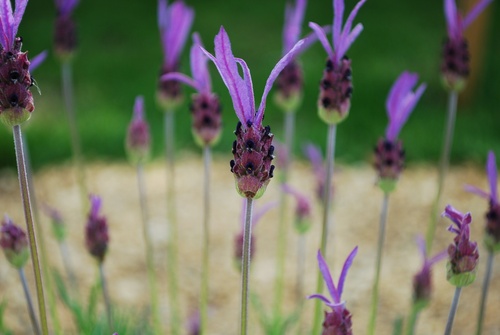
top-left (0, 0), bottom-right (498, 170)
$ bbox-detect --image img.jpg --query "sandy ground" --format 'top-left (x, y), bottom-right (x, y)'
top-left (0, 154), bottom-right (499, 335)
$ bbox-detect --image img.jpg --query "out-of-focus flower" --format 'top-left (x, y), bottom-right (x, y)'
top-left (126, 96), bottom-right (151, 164)
top-left (54, 0), bottom-right (79, 59)
top-left (85, 195), bottom-right (109, 263)
top-left (308, 247), bottom-right (358, 335)
top-left (157, 0), bottom-right (194, 110)
top-left (42, 204), bottom-right (67, 242)
top-left (309, 0), bottom-right (366, 124)
top-left (202, 27), bottom-right (304, 198)
top-left (465, 151), bottom-right (500, 252)
top-left (374, 71), bottom-right (426, 194)
top-left (282, 183), bottom-right (312, 234)
top-left (442, 205), bottom-right (479, 287)
top-left (303, 143), bottom-right (334, 203)
top-left (441, 0), bottom-right (492, 92)
top-left (0, 215), bottom-right (29, 269)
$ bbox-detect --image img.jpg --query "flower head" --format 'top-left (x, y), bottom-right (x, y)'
top-left (308, 248), bottom-right (358, 335)
top-left (85, 195), bottom-right (109, 263)
top-left (465, 151), bottom-right (500, 252)
top-left (442, 205), bottom-right (479, 287)
top-left (309, 0), bottom-right (366, 124)
top-left (202, 26), bottom-right (304, 198)
top-left (0, 215), bottom-right (29, 268)
top-left (157, 0), bottom-right (194, 110)
top-left (282, 183), bottom-right (312, 234)
top-left (162, 33), bottom-right (222, 147)
top-left (441, 0), bottom-right (492, 91)
top-left (54, 0), bottom-right (79, 59)
top-left (126, 96), bottom-right (151, 164)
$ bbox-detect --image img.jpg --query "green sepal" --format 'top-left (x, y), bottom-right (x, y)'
top-left (318, 104), bottom-right (349, 125)
top-left (446, 262), bottom-right (477, 287)
top-left (378, 178), bottom-right (398, 194)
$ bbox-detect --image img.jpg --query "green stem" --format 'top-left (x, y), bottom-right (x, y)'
top-left (240, 198), bottom-right (254, 335)
top-left (405, 302), bottom-right (423, 335)
top-left (137, 164), bottom-right (161, 334)
top-left (13, 125), bottom-right (49, 335)
top-left (19, 268), bottom-right (41, 335)
top-left (59, 241), bottom-right (78, 293)
top-left (444, 287), bottom-right (462, 335)
top-left (476, 251), bottom-right (494, 335)
top-left (61, 60), bottom-right (87, 212)
top-left (164, 110), bottom-right (180, 335)
top-left (99, 262), bottom-right (113, 331)
top-left (426, 91), bottom-right (458, 253)
top-left (312, 124), bottom-right (336, 335)
top-left (367, 193), bottom-right (390, 335)
top-left (200, 146), bottom-right (211, 335)
top-left (296, 233), bottom-right (306, 302)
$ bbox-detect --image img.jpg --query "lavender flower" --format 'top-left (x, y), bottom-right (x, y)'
top-left (309, 0), bottom-right (366, 124)
top-left (282, 183), bottom-right (312, 234)
top-left (0, 0), bottom-right (35, 126)
top-left (465, 151), bottom-right (500, 252)
top-left (0, 215), bottom-right (29, 268)
top-left (54, 0), bottom-right (79, 59)
top-left (413, 235), bottom-right (447, 305)
top-left (303, 142), bottom-right (331, 202)
top-left (161, 33), bottom-right (222, 147)
top-left (201, 27), bottom-right (304, 198)
top-left (126, 96), bottom-right (151, 164)
top-left (42, 204), bottom-right (66, 242)
top-left (441, 0), bottom-right (492, 91)
top-left (442, 205), bottom-right (479, 287)
top-left (308, 247), bottom-right (358, 335)
top-left (374, 71), bottom-right (426, 193)
top-left (85, 195), bottom-right (109, 263)
top-left (157, 0), bottom-right (194, 110)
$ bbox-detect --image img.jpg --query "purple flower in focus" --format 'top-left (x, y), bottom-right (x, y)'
top-left (0, 0), bottom-right (28, 52)
top-left (412, 235), bottom-right (447, 305)
top-left (309, 0), bottom-right (366, 124)
top-left (54, 0), bottom-right (79, 59)
top-left (465, 151), bottom-right (500, 252)
top-left (202, 27), bottom-right (304, 198)
top-left (282, 183), bottom-right (312, 234)
top-left (161, 33), bottom-right (222, 147)
top-left (374, 72), bottom-right (426, 193)
top-left (441, 0), bottom-right (492, 91)
top-left (442, 205), bottom-right (479, 287)
top-left (85, 195), bottom-right (109, 263)
top-left (157, 0), bottom-right (194, 110)
top-left (308, 248), bottom-right (358, 335)
top-left (126, 96), bottom-right (151, 164)
top-left (0, 215), bottom-right (29, 268)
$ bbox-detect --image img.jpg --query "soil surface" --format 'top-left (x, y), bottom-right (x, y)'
top-left (0, 155), bottom-right (499, 334)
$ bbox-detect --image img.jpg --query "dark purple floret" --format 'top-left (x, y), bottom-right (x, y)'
top-left (485, 202), bottom-right (500, 248)
top-left (191, 92), bottom-right (222, 146)
top-left (0, 215), bottom-right (29, 268)
top-left (85, 195), bottom-right (109, 263)
top-left (157, 64), bottom-right (183, 108)
top-left (322, 309), bottom-right (353, 335)
top-left (441, 37), bottom-right (469, 91)
top-left (54, 14), bottom-right (77, 58)
top-left (373, 138), bottom-right (405, 181)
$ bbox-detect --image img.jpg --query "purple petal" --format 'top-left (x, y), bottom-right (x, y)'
top-left (307, 294), bottom-right (332, 305)
top-left (55, 0), bottom-right (79, 16)
top-left (487, 151), bottom-right (498, 204)
top-left (29, 50), bottom-right (48, 72)
top-left (341, 0), bottom-right (367, 40)
top-left (336, 23), bottom-right (363, 62)
top-left (255, 38), bottom-right (305, 125)
top-left (428, 249), bottom-right (448, 266)
top-left (462, 0), bottom-right (493, 30)
top-left (332, 0), bottom-right (344, 54)
top-left (12, 0), bottom-right (27, 36)
top-left (161, 72), bottom-right (200, 91)
top-left (444, 0), bottom-right (460, 40)
top-left (386, 72), bottom-right (417, 118)
top-left (336, 246), bottom-right (358, 301)
top-left (441, 204), bottom-right (464, 227)
top-left (0, 0), bottom-right (14, 49)
top-left (309, 22), bottom-right (334, 59)
top-left (133, 96), bottom-right (145, 120)
top-left (190, 33), bottom-right (211, 93)
top-left (235, 58), bottom-right (256, 121)
top-left (282, 0), bottom-right (307, 54)
top-left (89, 194), bottom-right (102, 218)
top-left (317, 250), bottom-right (339, 303)
top-left (298, 25), bottom-right (332, 57)
top-left (303, 143), bottom-right (323, 172)
top-left (464, 184), bottom-right (490, 200)
top-left (415, 235), bottom-right (427, 259)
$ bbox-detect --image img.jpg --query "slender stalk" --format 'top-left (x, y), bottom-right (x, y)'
top-left (240, 197), bottom-right (254, 335)
top-left (13, 125), bottom-right (48, 335)
top-left (19, 268), bottom-right (41, 335)
top-left (200, 146), bottom-right (211, 335)
top-left (164, 110), bottom-right (180, 335)
top-left (312, 124), bottom-right (337, 335)
top-left (405, 302), bottom-right (423, 335)
top-left (273, 112), bottom-right (295, 317)
top-left (99, 263), bottom-right (113, 331)
top-left (444, 287), bottom-right (462, 335)
top-left (476, 251), bottom-right (495, 335)
top-left (295, 233), bottom-right (306, 302)
top-left (367, 193), bottom-right (390, 335)
top-left (136, 164), bottom-right (161, 334)
top-left (426, 91), bottom-right (458, 253)
top-left (59, 240), bottom-right (78, 293)
top-left (61, 60), bottom-right (87, 212)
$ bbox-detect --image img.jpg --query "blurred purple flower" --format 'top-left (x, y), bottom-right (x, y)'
top-left (282, 183), bottom-right (312, 233)
top-left (186, 310), bottom-right (200, 335)
top-left (442, 205), bottom-right (479, 286)
top-left (54, 0), bottom-right (79, 58)
top-left (126, 96), bottom-right (151, 164)
top-left (42, 203), bottom-right (67, 242)
top-left (308, 247), bottom-right (358, 334)
top-left (465, 151), bottom-right (500, 252)
top-left (202, 26), bottom-right (304, 198)
top-left (0, 215), bottom-right (29, 268)
top-left (303, 143), bottom-right (331, 202)
top-left (444, 0), bottom-right (492, 42)
top-left (85, 195), bottom-right (109, 263)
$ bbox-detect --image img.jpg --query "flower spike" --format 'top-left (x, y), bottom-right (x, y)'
top-left (126, 96), bottom-right (151, 164)
top-left (86, 194), bottom-right (109, 263)
top-left (54, 0), bottom-right (79, 58)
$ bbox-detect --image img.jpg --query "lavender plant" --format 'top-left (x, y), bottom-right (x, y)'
top-left (201, 26), bottom-right (304, 335)
top-left (308, 0), bottom-right (366, 329)
top-left (369, 71), bottom-right (426, 335)
top-left (465, 151), bottom-right (499, 334)
top-left (426, 0), bottom-right (493, 252)
top-left (441, 205), bottom-right (479, 335)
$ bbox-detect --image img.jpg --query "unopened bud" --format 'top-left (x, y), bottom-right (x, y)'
top-left (0, 216), bottom-right (29, 269)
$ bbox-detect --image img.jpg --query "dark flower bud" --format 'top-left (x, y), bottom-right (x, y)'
top-left (85, 195), bottom-right (109, 263)
top-left (321, 308), bottom-right (353, 335)
top-left (274, 60), bottom-right (303, 112)
top-left (54, 15), bottom-right (77, 60)
top-left (191, 92), bottom-right (222, 147)
top-left (484, 202), bottom-right (500, 253)
top-left (0, 215), bottom-right (29, 269)
top-left (441, 37), bottom-right (469, 92)
top-left (373, 138), bottom-right (405, 193)
top-left (126, 96), bottom-right (151, 164)
top-left (157, 65), bottom-right (183, 111)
